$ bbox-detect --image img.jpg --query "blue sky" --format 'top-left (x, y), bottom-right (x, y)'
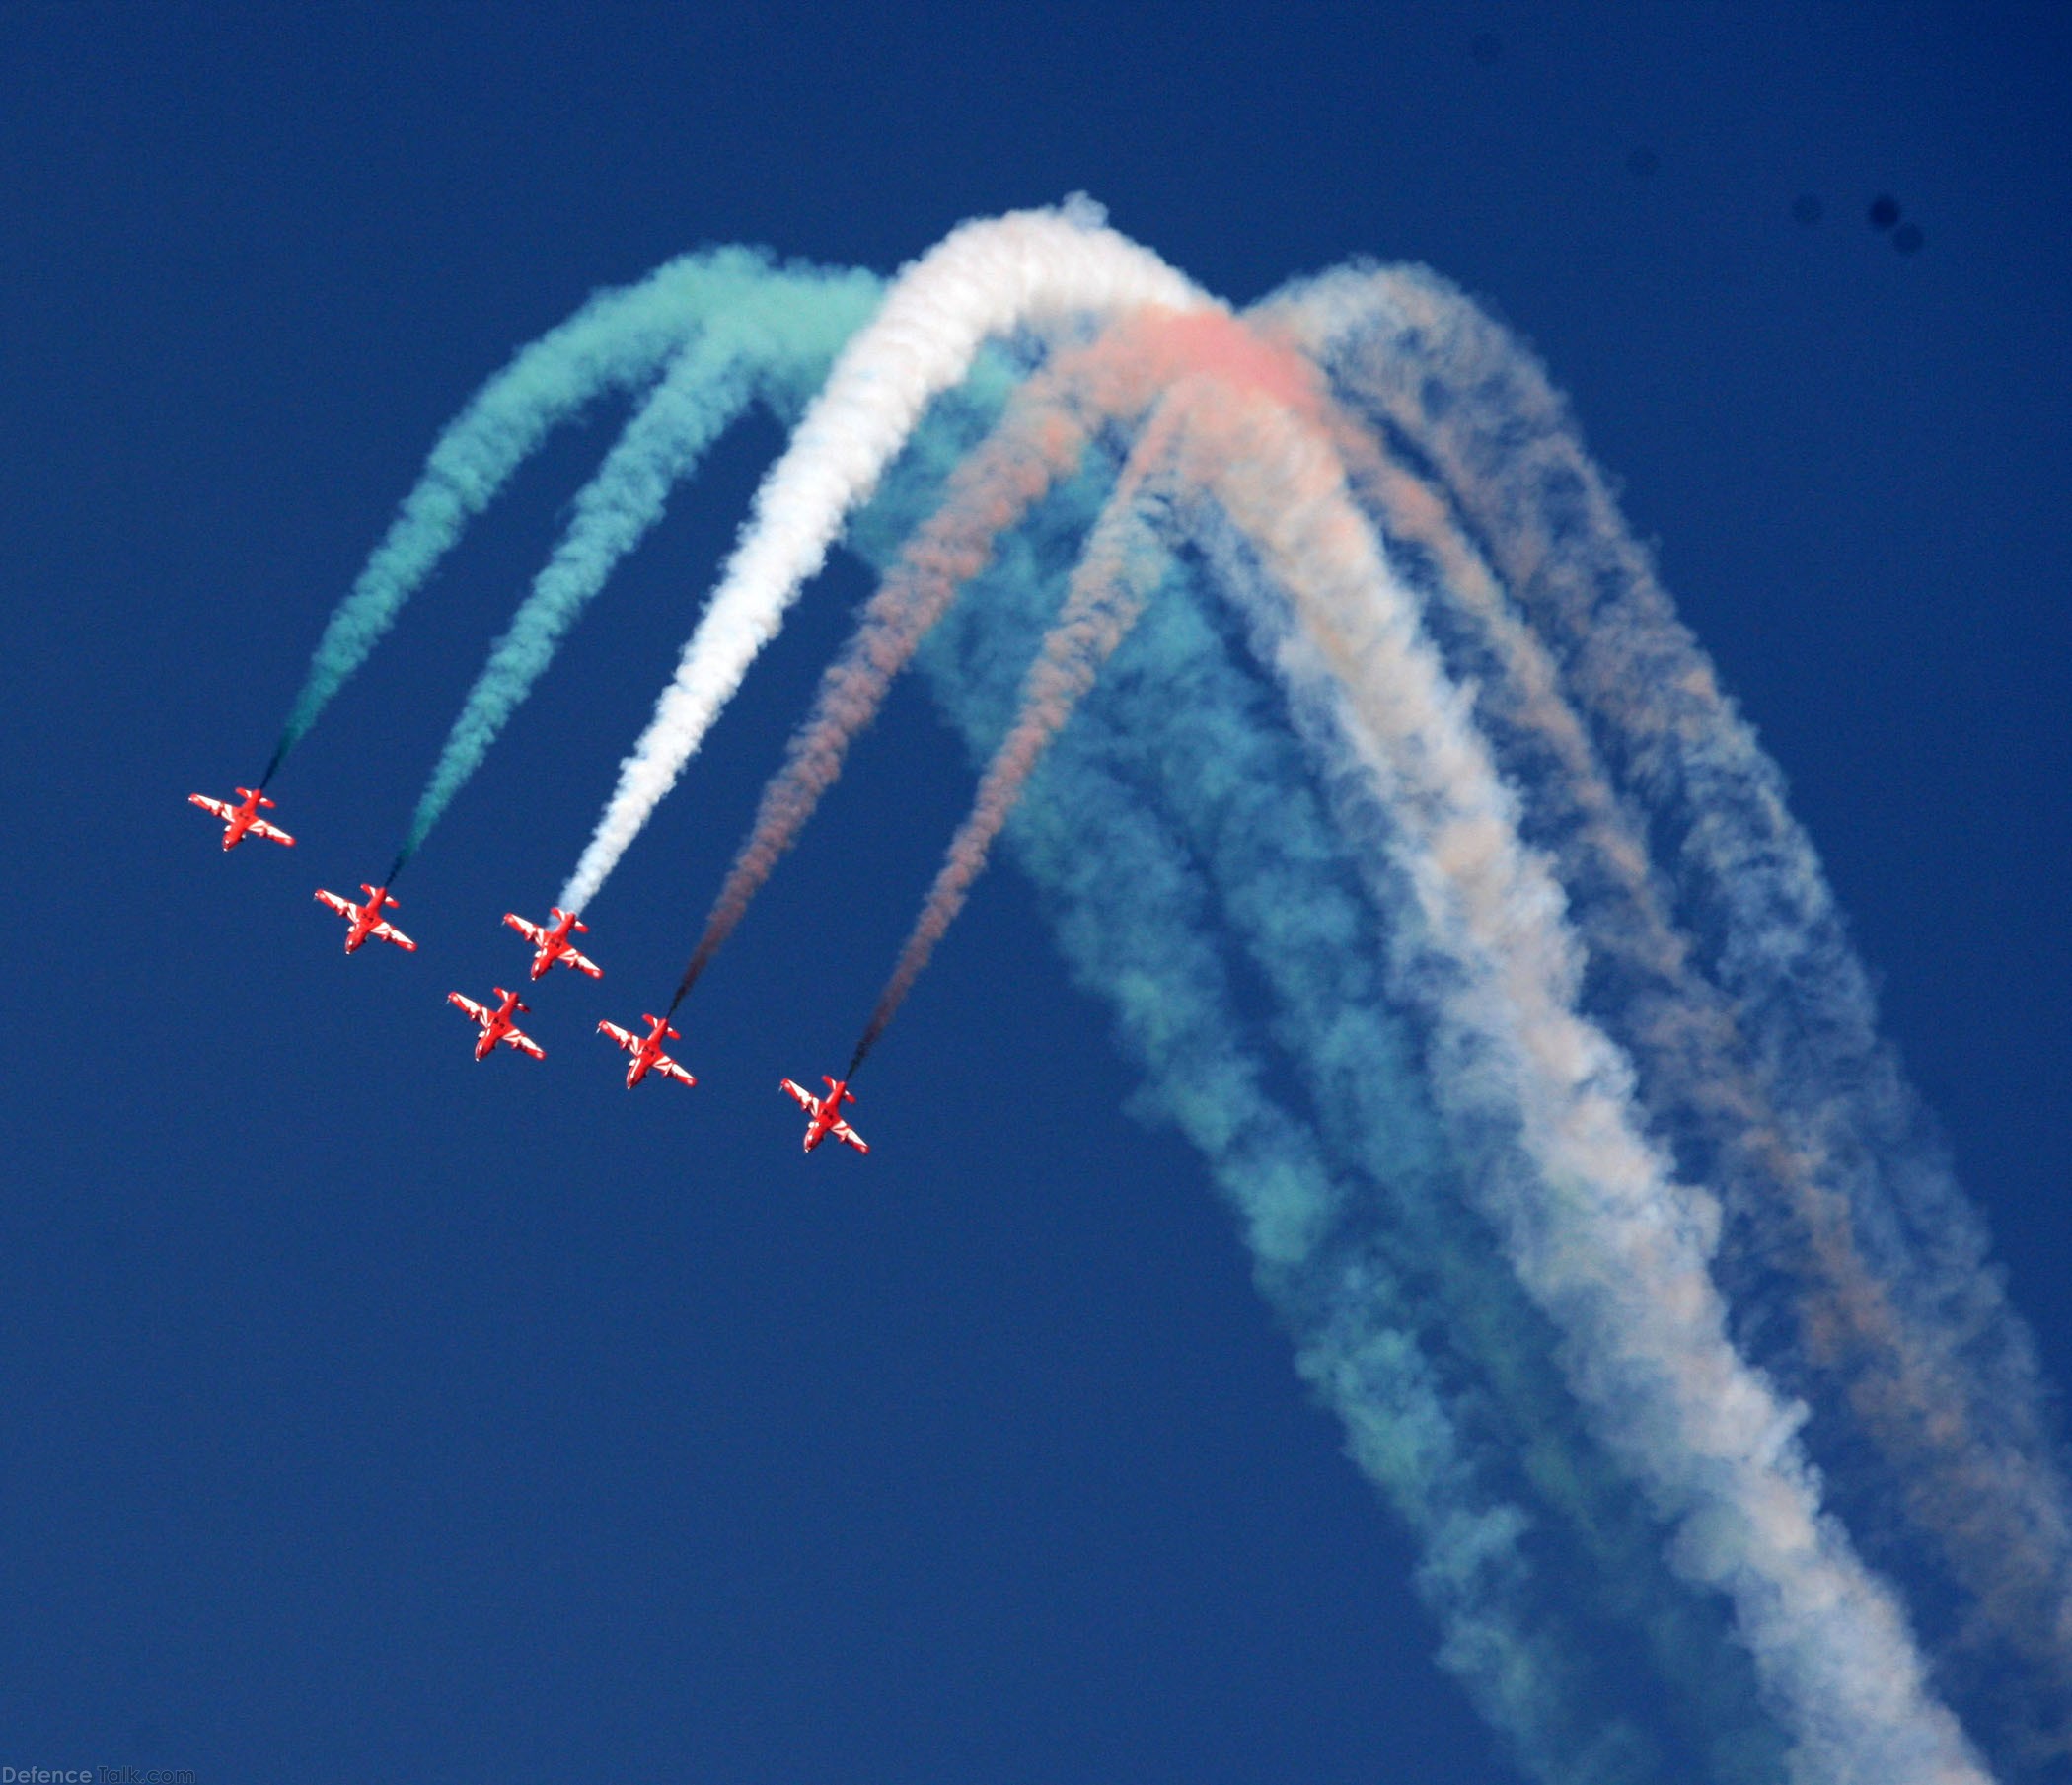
top-left (2, 4), bottom-right (2065, 1779)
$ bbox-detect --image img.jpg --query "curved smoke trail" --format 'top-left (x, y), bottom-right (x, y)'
top-left (557, 200), bottom-right (1211, 912)
top-left (267, 247), bottom-right (796, 780)
top-left (845, 316), bottom-right (1338, 1066)
top-left (395, 261), bottom-right (882, 867)
top-left (282, 211), bottom-right (2061, 1780)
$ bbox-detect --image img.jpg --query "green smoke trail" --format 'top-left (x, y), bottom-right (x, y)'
top-left (267, 247), bottom-right (807, 781)
top-left (395, 261), bottom-right (883, 865)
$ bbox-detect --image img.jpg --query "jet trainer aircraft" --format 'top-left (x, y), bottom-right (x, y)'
top-left (315, 883), bottom-right (417, 954)
top-left (447, 986), bottom-right (546, 1062)
top-left (780, 1076), bottom-right (869, 1155)
top-left (503, 906), bottom-right (601, 981)
top-left (189, 786), bottom-right (295, 851)
top-left (597, 1014), bottom-right (697, 1089)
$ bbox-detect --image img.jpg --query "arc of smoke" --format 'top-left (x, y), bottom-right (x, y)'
top-left (267, 248), bottom-right (786, 780)
top-left (1312, 264), bottom-right (2071, 1771)
top-left (557, 200), bottom-right (1212, 913)
top-left (396, 263), bottom-right (883, 867)
top-left (1163, 386), bottom-right (1988, 1783)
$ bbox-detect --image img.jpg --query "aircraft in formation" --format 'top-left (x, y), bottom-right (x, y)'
top-left (448, 986), bottom-right (547, 1063)
top-left (316, 883), bottom-right (417, 954)
top-left (781, 1077), bottom-right (870, 1155)
top-left (504, 906), bottom-right (602, 981)
top-left (190, 786), bottom-right (295, 851)
top-left (193, 791), bottom-right (870, 1153)
top-left (598, 1014), bottom-right (699, 1090)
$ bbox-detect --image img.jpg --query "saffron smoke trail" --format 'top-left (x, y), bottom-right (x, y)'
top-left (842, 314), bottom-right (1336, 1067)
top-left (784, 324), bottom-right (1796, 1771)
top-left (1302, 265), bottom-right (2071, 1773)
top-left (558, 200), bottom-right (1210, 913)
top-left (266, 248), bottom-right (790, 781)
top-left (845, 415), bottom-right (1178, 1076)
top-left (394, 261), bottom-right (881, 868)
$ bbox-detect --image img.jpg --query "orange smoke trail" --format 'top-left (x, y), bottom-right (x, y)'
top-left (849, 319), bottom-right (1336, 1071)
top-left (847, 413), bottom-right (1176, 1073)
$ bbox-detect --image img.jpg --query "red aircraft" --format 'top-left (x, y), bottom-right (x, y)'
top-left (315, 883), bottom-right (417, 954)
top-left (597, 1014), bottom-right (697, 1089)
top-left (780, 1076), bottom-right (870, 1155)
top-left (189, 786), bottom-right (295, 851)
top-left (503, 906), bottom-right (602, 981)
top-left (447, 986), bottom-right (546, 1062)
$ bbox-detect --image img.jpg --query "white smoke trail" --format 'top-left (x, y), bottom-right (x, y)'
top-left (557, 199), bottom-right (1211, 911)
top-left (1154, 388), bottom-right (1987, 1784)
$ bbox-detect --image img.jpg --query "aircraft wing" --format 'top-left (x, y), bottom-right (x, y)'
top-left (779, 1078), bottom-right (817, 1113)
top-left (315, 888), bottom-right (353, 918)
top-left (447, 992), bottom-right (486, 1023)
top-left (654, 1055), bottom-right (696, 1087)
top-left (371, 921), bottom-right (416, 952)
top-left (249, 818), bottom-right (296, 846)
top-left (503, 1030), bottom-right (547, 1061)
top-left (502, 913), bottom-right (544, 943)
top-left (189, 794), bottom-right (234, 821)
top-left (832, 1119), bottom-right (869, 1155)
top-left (561, 946), bottom-right (602, 978)
top-left (598, 1021), bottom-right (635, 1051)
